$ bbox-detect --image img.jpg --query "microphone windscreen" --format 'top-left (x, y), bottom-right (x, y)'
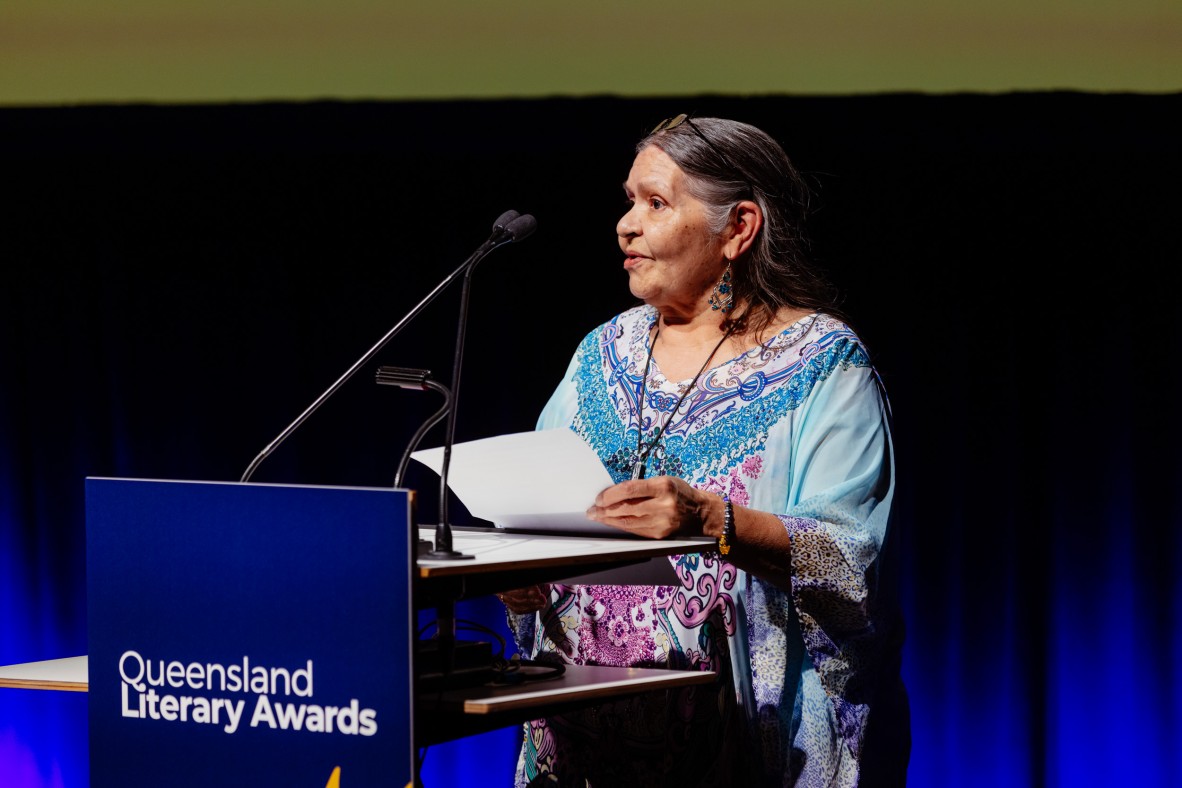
top-left (492, 210), bottom-right (520, 234)
top-left (505, 213), bottom-right (537, 242)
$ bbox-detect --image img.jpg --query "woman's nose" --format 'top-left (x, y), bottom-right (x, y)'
top-left (617, 206), bottom-right (638, 238)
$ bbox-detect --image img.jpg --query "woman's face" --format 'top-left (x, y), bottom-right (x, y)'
top-left (617, 145), bottom-right (728, 319)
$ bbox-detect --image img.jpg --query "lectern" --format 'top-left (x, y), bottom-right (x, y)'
top-left (85, 478), bottom-right (415, 787)
top-left (0, 478), bottom-right (717, 786)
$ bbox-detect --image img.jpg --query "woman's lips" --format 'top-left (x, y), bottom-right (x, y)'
top-left (623, 252), bottom-right (648, 269)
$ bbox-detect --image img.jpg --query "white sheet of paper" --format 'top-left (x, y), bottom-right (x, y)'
top-left (411, 428), bottom-right (619, 534)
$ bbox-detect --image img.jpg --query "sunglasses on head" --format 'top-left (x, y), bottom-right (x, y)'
top-left (650, 113), bottom-right (753, 193)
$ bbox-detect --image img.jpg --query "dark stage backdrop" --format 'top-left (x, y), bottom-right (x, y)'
top-left (2, 93), bottom-right (1180, 787)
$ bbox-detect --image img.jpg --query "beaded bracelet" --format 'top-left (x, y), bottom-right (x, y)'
top-left (717, 494), bottom-right (735, 556)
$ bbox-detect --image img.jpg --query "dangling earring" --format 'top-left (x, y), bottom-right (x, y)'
top-left (709, 262), bottom-right (734, 313)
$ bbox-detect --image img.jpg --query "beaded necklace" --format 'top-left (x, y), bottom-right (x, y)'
top-left (631, 322), bottom-right (736, 480)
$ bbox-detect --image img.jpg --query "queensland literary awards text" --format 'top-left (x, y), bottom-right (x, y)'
top-left (117, 650), bottom-right (379, 736)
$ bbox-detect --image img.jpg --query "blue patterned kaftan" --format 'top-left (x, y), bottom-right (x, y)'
top-left (510, 305), bottom-right (898, 787)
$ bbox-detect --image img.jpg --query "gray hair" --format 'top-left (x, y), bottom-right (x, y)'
top-left (640, 117), bottom-right (844, 335)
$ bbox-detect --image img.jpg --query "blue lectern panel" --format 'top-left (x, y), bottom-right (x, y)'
top-left (86, 478), bottom-right (413, 788)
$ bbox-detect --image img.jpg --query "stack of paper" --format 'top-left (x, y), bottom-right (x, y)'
top-left (411, 428), bottom-right (620, 535)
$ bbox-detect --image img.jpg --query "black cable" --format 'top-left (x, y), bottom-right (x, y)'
top-left (486, 654), bottom-right (566, 685)
top-left (416, 616), bottom-right (565, 684)
top-left (417, 617), bottom-right (507, 659)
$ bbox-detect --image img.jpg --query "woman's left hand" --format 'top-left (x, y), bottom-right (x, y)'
top-left (585, 476), bottom-right (717, 539)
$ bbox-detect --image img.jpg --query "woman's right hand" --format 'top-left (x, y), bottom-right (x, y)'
top-left (496, 584), bottom-right (550, 614)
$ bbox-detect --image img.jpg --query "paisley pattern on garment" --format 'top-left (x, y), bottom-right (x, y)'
top-left (513, 304), bottom-right (897, 787)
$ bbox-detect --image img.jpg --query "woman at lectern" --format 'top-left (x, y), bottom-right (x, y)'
top-left (498, 115), bottom-right (908, 787)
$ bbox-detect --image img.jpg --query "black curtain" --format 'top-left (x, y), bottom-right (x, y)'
top-left (2, 92), bottom-right (1180, 787)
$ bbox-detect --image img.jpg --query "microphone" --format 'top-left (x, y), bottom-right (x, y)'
top-left (501, 213), bottom-right (537, 242)
top-left (427, 213), bottom-right (537, 560)
top-left (491, 209), bottom-right (520, 238)
top-left (373, 366), bottom-right (451, 490)
top-left (375, 365), bottom-right (451, 556)
top-left (239, 211), bottom-right (530, 484)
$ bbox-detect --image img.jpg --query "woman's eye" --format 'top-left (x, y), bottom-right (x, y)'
top-left (649, 198), bottom-right (665, 210)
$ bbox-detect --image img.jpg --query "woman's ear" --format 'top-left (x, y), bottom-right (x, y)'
top-left (723, 200), bottom-right (763, 260)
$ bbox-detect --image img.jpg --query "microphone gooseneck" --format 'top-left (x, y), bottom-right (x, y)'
top-left (429, 212), bottom-right (537, 559)
top-left (239, 210), bottom-right (530, 484)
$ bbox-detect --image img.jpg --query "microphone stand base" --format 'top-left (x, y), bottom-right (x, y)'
top-left (427, 521), bottom-right (474, 560)
top-left (423, 549), bottom-right (475, 560)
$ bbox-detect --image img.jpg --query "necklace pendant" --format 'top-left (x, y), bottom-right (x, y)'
top-left (631, 460), bottom-right (646, 481)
